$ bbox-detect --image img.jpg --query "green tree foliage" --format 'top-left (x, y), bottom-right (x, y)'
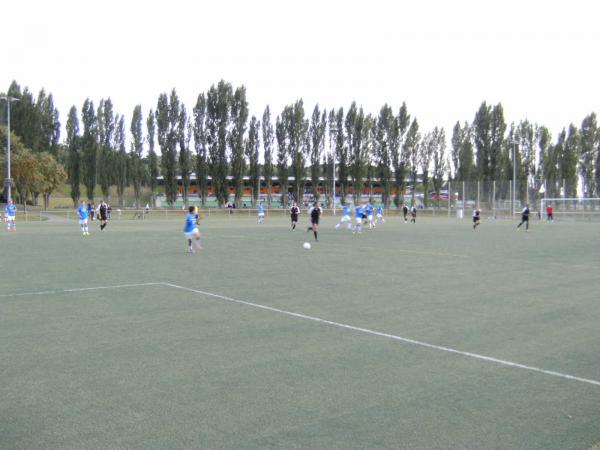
top-left (130, 105), bottom-right (144, 206)
top-left (309, 105), bottom-right (326, 201)
top-left (579, 113), bottom-right (597, 197)
top-left (275, 114), bottom-right (289, 207)
top-left (66, 106), bottom-right (81, 207)
top-left (229, 86), bottom-right (249, 207)
top-left (81, 98), bottom-right (98, 201)
top-left (206, 81), bottom-right (232, 207)
top-left (284, 100), bottom-right (307, 204)
top-left (146, 109), bottom-right (159, 203)
top-left (374, 105), bottom-right (394, 207)
top-left (193, 94), bottom-right (208, 206)
top-left (561, 124), bottom-right (579, 198)
top-left (451, 121), bottom-right (475, 181)
top-left (97, 98), bottom-right (116, 200)
top-left (114, 115), bottom-right (127, 206)
top-left (332, 108), bottom-right (348, 205)
top-left (155, 89), bottom-right (180, 206)
top-left (404, 118), bottom-right (420, 205)
top-left (262, 106), bottom-right (274, 207)
top-left (392, 102), bottom-right (410, 206)
top-left (346, 102), bottom-right (366, 205)
top-left (420, 130), bottom-right (435, 207)
top-left (430, 127), bottom-right (447, 208)
top-left (178, 104), bottom-right (192, 206)
top-left (37, 152), bottom-right (67, 209)
top-left (245, 116), bottom-right (260, 206)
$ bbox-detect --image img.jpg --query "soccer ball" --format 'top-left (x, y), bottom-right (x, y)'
top-left (303, 242), bottom-right (311, 250)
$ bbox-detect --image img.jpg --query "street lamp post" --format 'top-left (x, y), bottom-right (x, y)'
top-left (512, 136), bottom-right (517, 216)
top-left (328, 123), bottom-right (337, 215)
top-left (1, 95), bottom-right (18, 202)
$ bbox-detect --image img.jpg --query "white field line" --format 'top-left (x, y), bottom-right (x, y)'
top-left (0, 282), bottom-right (161, 298)
top-left (162, 282), bottom-right (600, 388)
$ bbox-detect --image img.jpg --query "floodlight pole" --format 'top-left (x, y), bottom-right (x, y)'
top-left (1, 96), bottom-right (18, 202)
top-left (512, 136), bottom-right (516, 216)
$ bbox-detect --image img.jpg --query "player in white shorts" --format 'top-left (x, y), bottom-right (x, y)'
top-left (257, 204), bottom-right (265, 224)
top-left (335, 204), bottom-right (353, 230)
top-left (5, 199), bottom-right (16, 231)
top-left (375, 205), bottom-right (385, 226)
top-left (77, 200), bottom-right (90, 236)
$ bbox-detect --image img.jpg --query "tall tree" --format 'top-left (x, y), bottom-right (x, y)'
top-left (130, 105), bottom-right (144, 207)
top-left (81, 98), bottom-right (98, 201)
top-left (146, 109), bottom-right (159, 205)
top-left (579, 113), bottom-right (597, 198)
top-left (333, 108), bottom-right (348, 205)
top-left (420, 130), bottom-right (435, 207)
top-left (346, 102), bottom-right (367, 205)
top-left (473, 102), bottom-right (491, 182)
top-left (245, 116), bottom-right (260, 206)
top-left (66, 106), bottom-right (81, 207)
top-left (404, 118), bottom-right (421, 205)
top-left (229, 86), bottom-right (249, 207)
top-left (178, 104), bottom-right (192, 206)
top-left (561, 124), bottom-right (580, 198)
top-left (114, 115), bottom-right (127, 207)
top-left (392, 102), bottom-right (410, 206)
top-left (38, 152), bottom-right (67, 209)
top-left (156, 90), bottom-right (180, 206)
top-left (374, 105), bottom-right (394, 207)
top-left (286, 100), bottom-right (307, 203)
top-left (206, 81), bottom-right (232, 207)
top-left (309, 105), bottom-right (326, 201)
top-left (193, 94), bottom-right (208, 206)
top-left (262, 106), bottom-right (274, 207)
top-left (276, 114), bottom-right (289, 207)
top-left (537, 126), bottom-right (555, 196)
top-left (97, 98), bottom-right (116, 200)
top-left (431, 127), bottom-right (447, 208)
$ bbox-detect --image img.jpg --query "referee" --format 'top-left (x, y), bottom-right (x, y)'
top-left (307, 201), bottom-right (322, 241)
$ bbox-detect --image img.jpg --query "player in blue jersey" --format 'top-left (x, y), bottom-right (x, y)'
top-left (77, 200), bottom-right (90, 236)
top-left (5, 199), bottom-right (16, 231)
top-left (365, 202), bottom-right (375, 229)
top-left (353, 204), bottom-right (363, 234)
top-left (257, 204), bottom-right (265, 224)
top-left (374, 205), bottom-right (385, 226)
top-left (335, 204), bottom-right (353, 230)
top-left (184, 205), bottom-right (203, 253)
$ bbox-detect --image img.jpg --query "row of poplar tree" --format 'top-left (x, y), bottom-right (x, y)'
top-left (2, 79), bottom-right (599, 208)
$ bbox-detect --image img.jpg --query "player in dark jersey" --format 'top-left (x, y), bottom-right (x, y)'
top-left (290, 202), bottom-right (300, 230)
top-left (98, 200), bottom-right (109, 231)
top-left (517, 204), bottom-right (530, 231)
top-left (472, 207), bottom-right (481, 230)
top-left (410, 205), bottom-right (417, 224)
top-left (402, 204), bottom-right (409, 223)
top-left (307, 202), bottom-right (322, 241)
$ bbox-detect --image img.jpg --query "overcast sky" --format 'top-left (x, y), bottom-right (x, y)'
top-left (2, 0), bottom-right (599, 142)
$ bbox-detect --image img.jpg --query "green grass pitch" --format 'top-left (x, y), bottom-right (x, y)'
top-left (1, 214), bottom-right (599, 449)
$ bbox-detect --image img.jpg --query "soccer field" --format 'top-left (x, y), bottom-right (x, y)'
top-left (1, 214), bottom-right (599, 449)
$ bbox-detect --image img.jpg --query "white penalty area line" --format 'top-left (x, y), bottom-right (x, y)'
top-left (162, 282), bottom-right (600, 388)
top-left (0, 282), bottom-right (162, 298)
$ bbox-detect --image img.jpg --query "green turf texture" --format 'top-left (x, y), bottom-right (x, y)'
top-left (1, 215), bottom-right (599, 449)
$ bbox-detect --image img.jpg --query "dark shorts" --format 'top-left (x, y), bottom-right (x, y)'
top-left (291, 214), bottom-right (298, 222)
top-left (311, 218), bottom-right (319, 226)
top-left (100, 213), bottom-right (108, 221)
top-left (522, 215), bottom-right (529, 222)
top-left (473, 216), bottom-right (480, 223)
top-left (361, 214), bottom-right (367, 219)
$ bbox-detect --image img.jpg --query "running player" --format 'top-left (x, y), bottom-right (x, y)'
top-left (98, 200), bottom-right (109, 231)
top-left (184, 205), bottom-right (203, 253)
top-left (5, 199), bottom-right (16, 231)
top-left (517, 204), bottom-right (530, 231)
top-left (257, 203), bottom-right (265, 224)
top-left (472, 207), bottom-right (481, 230)
top-left (307, 201), bottom-right (322, 241)
top-left (353, 203), bottom-right (364, 234)
top-left (77, 200), bottom-right (90, 236)
top-left (402, 204), bottom-right (409, 223)
top-left (374, 205), bottom-right (385, 226)
top-left (410, 205), bottom-right (417, 224)
top-left (335, 204), bottom-right (353, 230)
top-left (365, 202), bottom-right (375, 229)
top-left (290, 202), bottom-right (300, 230)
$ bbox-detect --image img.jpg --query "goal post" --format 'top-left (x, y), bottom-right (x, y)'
top-left (540, 198), bottom-right (600, 221)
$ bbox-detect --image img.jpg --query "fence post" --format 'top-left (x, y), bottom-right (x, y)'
top-left (509, 183), bottom-right (512, 217)
top-left (477, 180), bottom-right (480, 209)
top-left (462, 181), bottom-right (465, 218)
